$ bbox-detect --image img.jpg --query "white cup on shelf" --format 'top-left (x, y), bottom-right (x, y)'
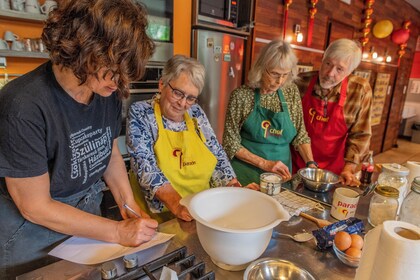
top-left (40, 0), bottom-right (57, 14)
top-left (25, 0), bottom-right (41, 14)
top-left (11, 40), bottom-right (25, 51)
top-left (11, 0), bottom-right (25, 12)
top-left (4, 31), bottom-right (20, 42)
top-left (0, 39), bottom-right (9, 50)
top-left (0, 0), bottom-right (11, 10)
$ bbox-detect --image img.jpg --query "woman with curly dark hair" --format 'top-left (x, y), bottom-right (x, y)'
top-left (0, 0), bottom-right (157, 278)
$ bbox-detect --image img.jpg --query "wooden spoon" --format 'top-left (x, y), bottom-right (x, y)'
top-left (300, 212), bottom-right (332, 228)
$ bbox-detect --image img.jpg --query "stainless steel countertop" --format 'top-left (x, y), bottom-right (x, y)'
top-left (18, 185), bottom-right (372, 280)
top-left (159, 188), bottom-right (372, 280)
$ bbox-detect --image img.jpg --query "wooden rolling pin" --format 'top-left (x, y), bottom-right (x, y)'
top-left (300, 212), bottom-right (332, 228)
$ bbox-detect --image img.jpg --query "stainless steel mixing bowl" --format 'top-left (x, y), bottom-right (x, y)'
top-left (243, 258), bottom-right (317, 280)
top-left (298, 168), bottom-right (340, 193)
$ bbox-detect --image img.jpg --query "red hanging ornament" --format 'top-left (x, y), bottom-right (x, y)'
top-left (394, 21), bottom-right (411, 66)
top-left (307, 0), bottom-right (318, 47)
top-left (283, 0), bottom-right (293, 40)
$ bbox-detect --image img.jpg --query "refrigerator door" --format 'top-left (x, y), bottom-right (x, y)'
top-left (193, 29), bottom-right (246, 141)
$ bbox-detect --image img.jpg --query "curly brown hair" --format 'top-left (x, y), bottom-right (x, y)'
top-left (42, 0), bottom-right (155, 98)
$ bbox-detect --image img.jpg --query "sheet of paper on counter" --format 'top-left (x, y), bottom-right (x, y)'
top-left (48, 232), bottom-right (175, 265)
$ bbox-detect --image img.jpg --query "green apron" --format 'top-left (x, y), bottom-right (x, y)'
top-left (231, 88), bottom-right (297, 185)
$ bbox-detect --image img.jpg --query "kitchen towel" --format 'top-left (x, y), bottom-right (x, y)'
top-left (354, 220), bottom-right (420, 280)
top-left (405, 161), bottom-right (420, 187)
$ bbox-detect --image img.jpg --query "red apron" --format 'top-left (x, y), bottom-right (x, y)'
top-left (292, 76), bottom-right (348, 174)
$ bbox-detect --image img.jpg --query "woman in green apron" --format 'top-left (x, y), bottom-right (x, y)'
top-left (223, 40), bottom-right (317, 186)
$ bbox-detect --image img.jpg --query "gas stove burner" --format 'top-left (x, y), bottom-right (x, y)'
top-left (110, 246), bottom-right (215, 280)
top-left (18, 246), bottom-right (215, 280)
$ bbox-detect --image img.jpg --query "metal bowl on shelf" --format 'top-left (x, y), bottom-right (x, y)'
top-left (298, 168), bottom-right (340, 193)
top-left (243, 258), bottom-right (317, 280)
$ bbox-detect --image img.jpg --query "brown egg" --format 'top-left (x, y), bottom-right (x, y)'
top-left (345, 247), bottom-right (362, 258)
top-left (334, 231), bottom-right (352, 251)
top-left (350, 234), bottom-right (364, 250)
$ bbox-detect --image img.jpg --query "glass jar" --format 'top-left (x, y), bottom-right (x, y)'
top-left (377, 163), bottom-right (409, 214)
top-left (399, 176), bottom-right (420, 227)
top-left (368, 186), bottom-right (399, 227)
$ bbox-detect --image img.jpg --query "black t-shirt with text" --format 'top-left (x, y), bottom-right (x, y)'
top-left (0, 62), bottom-right (121, 197)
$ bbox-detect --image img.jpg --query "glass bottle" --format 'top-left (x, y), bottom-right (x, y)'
top-left (377, 163), bottom-right (409, 214)
top-left (368, 186), bottom-right (399, 227)
top-left (360, 151), bottom-right (374, 188)
top-left (399, 177), bottom-right (420, 227)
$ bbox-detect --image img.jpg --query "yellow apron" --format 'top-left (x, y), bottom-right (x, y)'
top-left (153, 101), bottom-right (217, 198)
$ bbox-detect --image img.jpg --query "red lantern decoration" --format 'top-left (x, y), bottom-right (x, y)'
top-left (393, 20), bottom-right (411, 66)
top-left (306, 0), bottom-right (319, 47)
top-left (283, 0), bottom-right (293, 40)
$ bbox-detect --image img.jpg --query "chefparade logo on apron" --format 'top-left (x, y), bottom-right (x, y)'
top-left (308, 108), bottom-right (329, 123)
top-left (261, 120), bottom-right (283, 138)
top-left (173, 148), bottom-right (196, 169)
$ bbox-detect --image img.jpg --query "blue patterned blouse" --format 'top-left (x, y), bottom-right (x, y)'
top-left (127, 96), bottom-right (236, 213)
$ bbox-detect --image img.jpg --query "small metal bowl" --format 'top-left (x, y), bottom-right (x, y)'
top-left (243, 258), bottom-right (317, 280)
top-left (298, 168), bottom-right (340, 193)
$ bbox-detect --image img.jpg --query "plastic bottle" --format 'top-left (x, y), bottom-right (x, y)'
top-left (399, 176), bottom-right (420, 227)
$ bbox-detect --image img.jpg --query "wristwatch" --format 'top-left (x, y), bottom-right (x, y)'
top-left (306, 161), bottom-right (319, 167)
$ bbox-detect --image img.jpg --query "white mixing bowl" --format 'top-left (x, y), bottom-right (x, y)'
top-left (180, 187), bottom-right (290, 271)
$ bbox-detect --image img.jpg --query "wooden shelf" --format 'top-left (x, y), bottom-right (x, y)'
top-left (0, 50), bottom-right (49, 59)
top-left (0, 9), bottom-right (47, 22)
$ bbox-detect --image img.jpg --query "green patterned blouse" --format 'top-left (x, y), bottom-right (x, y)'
top-left (222, 83), bottom-right (311, 160)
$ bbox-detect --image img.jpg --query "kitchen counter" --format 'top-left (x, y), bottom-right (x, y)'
top-left (159, 187), bottom-right (372, 280)
top-left (18, 184), bottom-right (372, 279)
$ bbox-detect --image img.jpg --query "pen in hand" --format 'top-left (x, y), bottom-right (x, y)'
top-left (123, 203), bottom-right (142, 218)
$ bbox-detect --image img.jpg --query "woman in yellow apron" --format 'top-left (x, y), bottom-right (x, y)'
top-left (223, 40), bottom-right (317, 186)
top-left (127, 55), bottom-right (258, 222)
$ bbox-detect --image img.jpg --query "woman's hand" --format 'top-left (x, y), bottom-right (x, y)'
top-left (115, 217), bottom-right (158, 247)
top-left (261, 160), bottom-right (292, 181)
top-left (173, 204), bottom-right (194, 221)
top-left (244, 182), bottom-right (260, 191)
top-left (120, 201), bottom-right (150, 219)
top-left (155, 183), bottom-right (194, 222)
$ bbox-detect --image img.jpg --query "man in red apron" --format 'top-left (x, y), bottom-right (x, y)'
top-left (292, 39), bottom-right (373, 186)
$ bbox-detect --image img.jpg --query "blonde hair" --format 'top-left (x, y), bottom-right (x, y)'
top-left (247, 39), bottom-right (298, 88)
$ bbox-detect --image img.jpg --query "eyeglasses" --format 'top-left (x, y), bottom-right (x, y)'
top-left (265, 69), bottom-right (290, 80)
top-left (101, 68), bottom-right (120, 83)
top-left (167, 82), bottom-right (198, 105)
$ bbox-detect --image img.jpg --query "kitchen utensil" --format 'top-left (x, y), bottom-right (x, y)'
top-left (298, 168), bottom-right (340, 192)
top-left (273, 231), bottom-right (314, 242)
top-left (180, 187), bottom-right (290, 271)
top-left (356, 181), bottom-right (378, 197)
top-left (300, 212), bottom-right (332, 228)
top-left (243, 258), bottom-right (316, 280)
top-left (333, 240), bottom-right (360, 267)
